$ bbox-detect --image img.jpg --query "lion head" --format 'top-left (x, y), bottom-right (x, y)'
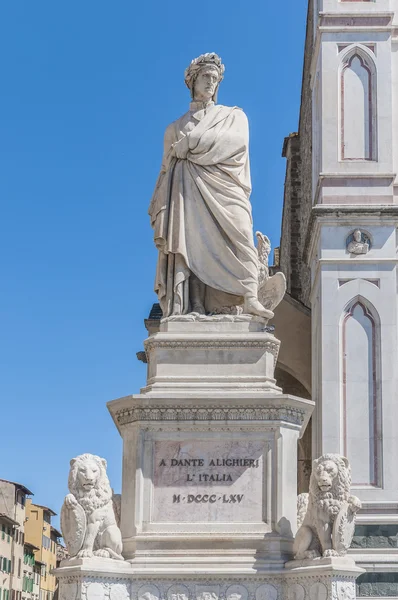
top-left (68, 453), bottom-right (112, 513)
top-left (309, 454), bottom-right (352, 517)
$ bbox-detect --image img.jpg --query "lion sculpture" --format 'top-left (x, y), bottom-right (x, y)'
top-left (61, 453), bottom-right (124, 560)
top-left (293, 454), bottom-right (361, 559)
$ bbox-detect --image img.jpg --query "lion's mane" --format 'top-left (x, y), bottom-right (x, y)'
top-left (68, 453), bottom-right (113, 514)
top-left (309, 453), bottom-right (352, 518)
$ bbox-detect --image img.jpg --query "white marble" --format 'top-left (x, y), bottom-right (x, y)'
top-left (54, 557), bottom-right (364, 600)
top-left (293, 454), bottom-right (361, 560)
top-left (61, 454), bottom-right (123, 560)
top-left (149, 53), bottom-right (284, 319)
top-left (346, 230), bottom-right (370, 255)
top-left (309, 216), bottom-right (398, 510)
top-left (152, 439), bottom-right (264, 523)
top-left (107, 395), bottom-right (313, 569)
top-left (141, 320), bottom-right (281, 395)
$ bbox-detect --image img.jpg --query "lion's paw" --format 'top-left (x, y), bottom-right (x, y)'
top-left (64, 494), bottom-right (78, 509)
top-left (349, 495), bottom-right (362, 512)
top-left (77, 549), bottom-right (94, 559)
top-left (323, 549), bottom-right (339, 558)
top-left (94, 549), bottom-right (111, 558)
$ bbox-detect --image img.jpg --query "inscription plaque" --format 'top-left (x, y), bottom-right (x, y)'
top-left (152, 440), bottom-right (264, 522)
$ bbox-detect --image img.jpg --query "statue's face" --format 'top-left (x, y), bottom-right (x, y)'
top-left (354, 230), bottom-right (362, 242)
top-left (76, 458), bottom-right (101, 491)
top-left (193, 67), bottom-right (219, 101)
top-left (314, 459), bottom-right (338, 492)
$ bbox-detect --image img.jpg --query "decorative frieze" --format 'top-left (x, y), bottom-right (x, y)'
top-left (115, 405), bottom-right (306, 426)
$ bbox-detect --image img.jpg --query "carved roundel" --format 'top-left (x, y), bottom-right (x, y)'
top-left (167, 584), bottom-right (190, 600)
top-left (346, 229), bottom-right (371, 254)
top-left (86, 583), bottom-right (105, 600)
top-left (255, 584), bottom-right (278, 600)
top-left (287, 584), bottom-right (305, 600)
top-left (309, 582), bottom-right (327, 600)
top-left (137, 586), bottom-right (160, 600)
top-left (225, 585), bottom-right (248, 600)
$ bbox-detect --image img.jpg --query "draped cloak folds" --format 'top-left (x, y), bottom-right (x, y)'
top-left (149, 103), bottom-right (260, 317)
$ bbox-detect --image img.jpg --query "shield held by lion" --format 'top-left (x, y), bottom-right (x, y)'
top-left (61, 453), bottom-right (124, 561)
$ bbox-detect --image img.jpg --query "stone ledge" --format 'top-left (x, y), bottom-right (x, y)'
top-left (285, 556), bottom-right (364, 577)
top-left (107, 394), bottom-right (314, 435)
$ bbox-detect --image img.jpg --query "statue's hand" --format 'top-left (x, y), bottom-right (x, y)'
top-left (172, 135), bottom-right (189, 160)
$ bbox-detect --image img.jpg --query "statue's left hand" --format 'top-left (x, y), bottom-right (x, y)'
top-left (172, 135), bottom-right (189, 159)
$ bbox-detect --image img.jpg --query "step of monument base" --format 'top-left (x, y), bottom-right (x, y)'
top-left (121, 534), bottom-right (294, 574)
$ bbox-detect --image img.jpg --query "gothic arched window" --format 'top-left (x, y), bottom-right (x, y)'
top-left (340, 50), bottom-right (377, 161)
top-left (341, 299), bottom-right (381, 486)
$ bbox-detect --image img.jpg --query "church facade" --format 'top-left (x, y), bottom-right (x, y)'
top-left (278, 0), bottom-right (398, 593)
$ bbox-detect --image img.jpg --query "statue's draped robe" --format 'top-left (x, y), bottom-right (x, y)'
top-left (149, 102), bottom-right (259, 317)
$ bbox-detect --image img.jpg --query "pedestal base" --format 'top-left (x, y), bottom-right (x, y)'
top-left (107, 320), bottom-right (314, 572)
top-left (142, 319), bottom-right (281, 394)
top-left (284, 557), bottom-right (364, 599)
top-left (55, 557), bottom-right (364, 600)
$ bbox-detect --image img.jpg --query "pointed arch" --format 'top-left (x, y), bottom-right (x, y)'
top-left (340, 47), bottom-right (377, 161)
top-left (340, 296), bottom-right (382, 487)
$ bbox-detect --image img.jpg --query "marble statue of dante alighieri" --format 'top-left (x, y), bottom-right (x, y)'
top-left (149, 53), bottom-right (268, 318)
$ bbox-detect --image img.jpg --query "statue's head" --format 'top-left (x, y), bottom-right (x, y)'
top-left (353, 229), bottom-right (362, 242)
top-left (184, 53), bottom-right (225, 102)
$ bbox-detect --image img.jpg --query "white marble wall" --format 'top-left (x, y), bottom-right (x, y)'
top-left (309, 0), bottom-right (398, 520)
top-left (311, 219), bottom-right (398, 507)
top-left (310, 0), bottom-right (396, 205)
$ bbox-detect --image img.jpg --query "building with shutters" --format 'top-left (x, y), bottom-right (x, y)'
top-left (0, 480), bottom-right (33, 600)
top-left (24, 502), bottom-right (60, 600)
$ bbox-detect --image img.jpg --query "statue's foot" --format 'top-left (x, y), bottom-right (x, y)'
top-left (243, 295), bottom-right (273, 319)
top-left (191, 303), bottom-right (206, 315)
top-left (323, 549), bottom-right (339, 558)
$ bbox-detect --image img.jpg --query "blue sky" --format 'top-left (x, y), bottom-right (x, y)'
top-left (0, 1), bottom-right (307, 527)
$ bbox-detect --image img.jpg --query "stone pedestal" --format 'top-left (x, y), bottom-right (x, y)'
top-left (141, 318), bottom-right (282, 394)
top-left (55, 557), bottom-right (364, 600)
top-left (54, 318), bottom-right (363, 599)
top-left (107, 320), bottom-right (313, 572)
top-left (284, 557), bottom-right (365, 600)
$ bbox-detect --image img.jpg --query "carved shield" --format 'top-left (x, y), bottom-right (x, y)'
top-left (257, 272), bottom-right (287, 311)
top-left (60, 501), bottom-right (86, 557)
top-left (332, 501), bottom-right (356, 555)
